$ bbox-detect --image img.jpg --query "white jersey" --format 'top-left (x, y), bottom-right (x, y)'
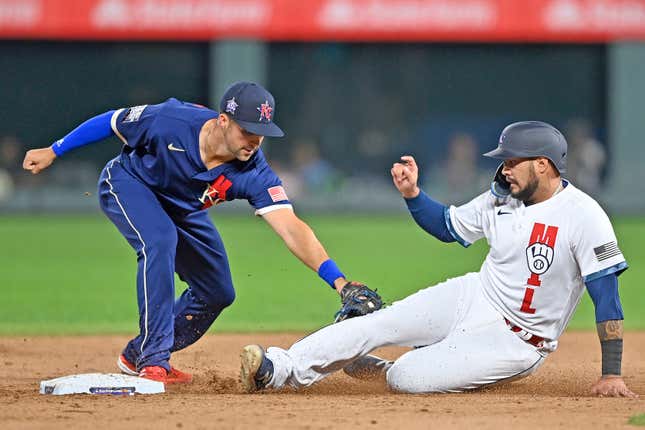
top-left (447, 181), bottom-right (627, 340)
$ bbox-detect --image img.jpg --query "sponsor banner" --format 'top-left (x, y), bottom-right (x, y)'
top-left (0, 0), bottom-right (40, 28)
top-left (1, 0), bottom-right (645, 41)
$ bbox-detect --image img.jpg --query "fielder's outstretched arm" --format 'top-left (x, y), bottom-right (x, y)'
top-left (262, 208), bottom-right (382, 320)
top-left (261, 208), bottom-right (348, 293)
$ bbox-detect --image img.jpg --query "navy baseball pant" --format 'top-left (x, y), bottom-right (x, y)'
top-left (98, 159), bottom-right (235, 371)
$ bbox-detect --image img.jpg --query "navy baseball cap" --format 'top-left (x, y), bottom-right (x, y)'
top-left (219, 81), bottom-right (284, 138)
top-left (483, 121), bottom-right (567, 173)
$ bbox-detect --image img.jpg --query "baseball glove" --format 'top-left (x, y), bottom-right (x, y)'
top-left (334, 282), bottom-right (383, 323)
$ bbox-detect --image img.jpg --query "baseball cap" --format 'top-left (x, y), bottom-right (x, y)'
top-left (218, 81), bottom-right (284, 138)
top-left (483, 121), bottom-right (567, 173)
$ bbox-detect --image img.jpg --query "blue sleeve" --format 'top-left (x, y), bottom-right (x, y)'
top-left (586, 273), bottom-right (624, 323)
top-left (51, 110), bottom-right (116, 156)
top-left (405, 190), bottom-right (455, 243)
top-left (111, 103), bottom-right (162, 148)
top-left (246, 151), bottom-right (291, 211)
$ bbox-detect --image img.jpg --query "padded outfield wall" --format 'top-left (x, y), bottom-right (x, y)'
top-left (0, 0), bottom-right (643, 213)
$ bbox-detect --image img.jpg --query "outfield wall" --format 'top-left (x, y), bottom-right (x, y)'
top-left (0, 40), bottom-right (643, 214)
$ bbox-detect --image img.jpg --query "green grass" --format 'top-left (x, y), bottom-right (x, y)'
top-left (629, 414), bottom-right (645, 426)
top-left (1, 214), bottom-right (643, 335)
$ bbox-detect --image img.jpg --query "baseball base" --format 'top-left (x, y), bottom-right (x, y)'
top-left (39, 373), bottom-right (164, 395)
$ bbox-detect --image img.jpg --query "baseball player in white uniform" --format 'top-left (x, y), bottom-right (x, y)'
top-left (240, 121), bottom-right (637, 397)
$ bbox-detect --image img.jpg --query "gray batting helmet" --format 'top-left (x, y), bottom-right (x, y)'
top-left (483, 121), bottom-right (567, 173)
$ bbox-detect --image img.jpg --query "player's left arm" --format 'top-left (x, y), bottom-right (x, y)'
top-left (586, 274), bottom-right (638, 398)
top-left (263, 207), bottom-right (382, 320)
top-left (261, 207), bottom-right (347, 293)
top-left (249, 155), bottom-right (361, 295)
top-left (573, 198), bottom-right (636, 398)
top-left (250, 156), bottom-right (374, 303)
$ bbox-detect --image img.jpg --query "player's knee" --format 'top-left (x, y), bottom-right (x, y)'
top-left (386, 362), bottom-right (443, 394)
top-left (201, 284), bottom-right (236, 311)
top-left (217, 286), bottom-right (236, 309)
top-left (386, 362), bottom-right (418, 393)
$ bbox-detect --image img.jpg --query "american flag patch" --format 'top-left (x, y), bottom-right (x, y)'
top-left (593, 241), bottom-right (621, 262)
top-left (268, 186), bottom-right (288, 202)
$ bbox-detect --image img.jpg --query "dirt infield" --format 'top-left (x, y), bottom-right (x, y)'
top-left (1, 332), bottom-right (644, 430)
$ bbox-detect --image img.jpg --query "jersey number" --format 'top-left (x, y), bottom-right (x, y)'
top-left (521, 222), bottom-right (559, 314)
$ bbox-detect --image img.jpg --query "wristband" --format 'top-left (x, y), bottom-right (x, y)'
top-left (600, 339), bottom-right (622, 376)
top-left (318, 259), bottom-right (345, 289)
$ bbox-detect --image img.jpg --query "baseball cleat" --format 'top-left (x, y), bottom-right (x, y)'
top-left (167, 365), bottom-right (193, 384)
top-left (240, 344), bottom-right (274, 393)
top-left (139, 366), bottom-right (169, 383)
top-left (138, 365), bottom-right (193, 384)
top-left (117, 354), bottom-right (139, 376)
top-left (119, 354), bottom-right (193, 383)
top-left (343, 354), bottom-right (394, 380)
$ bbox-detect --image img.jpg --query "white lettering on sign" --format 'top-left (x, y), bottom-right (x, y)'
top-left (0, 0), bottom-right (40, 27)
top-left (545, 0), bottom-right (645, 31)
top-left (92, 0), bottom-right (269, 29)
top-left (318, 0), bottom-right (496, 30)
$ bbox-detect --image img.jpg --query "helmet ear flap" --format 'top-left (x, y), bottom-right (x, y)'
top-left (490, 162), bottom-right (511, 198)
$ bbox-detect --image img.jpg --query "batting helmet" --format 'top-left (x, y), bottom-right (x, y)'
top-left (483, 121), bottom-right (567, 173)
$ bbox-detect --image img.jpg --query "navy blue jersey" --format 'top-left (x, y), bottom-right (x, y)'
top-left (109, 98), bottom-right (291, 216)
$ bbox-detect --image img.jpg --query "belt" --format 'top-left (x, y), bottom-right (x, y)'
top-left (504, 318), bottom-right (545, 348)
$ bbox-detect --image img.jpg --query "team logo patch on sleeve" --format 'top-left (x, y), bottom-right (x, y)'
top-left (122, 105), bottom-right (148, 123)
top-left (268, 186), bottom-right (288, 202)
top-left (594, 241), bottom-right (621, 261)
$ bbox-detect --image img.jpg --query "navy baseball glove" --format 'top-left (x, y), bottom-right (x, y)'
top-left (334, 282), bottom-right (383, 323)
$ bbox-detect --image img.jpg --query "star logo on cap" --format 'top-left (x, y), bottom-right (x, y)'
top-left (225, 97), bottom-right (239, 115)
top-left (257, 101), bottom-right (273, 122)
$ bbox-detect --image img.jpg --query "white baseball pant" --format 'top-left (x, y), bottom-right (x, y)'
top-left (266, 272), bottom-right (554, 393)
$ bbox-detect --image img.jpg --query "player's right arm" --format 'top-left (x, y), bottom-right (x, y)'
top-left (23, 110), bottom-right (115, 174)
top-left (23, 102), bottom-right (164, 175)
top-left (391, 155), bottom-right (466, 245)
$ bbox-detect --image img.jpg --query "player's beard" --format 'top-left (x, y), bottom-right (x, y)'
top-left (511, 164), bottom-right (539, 203)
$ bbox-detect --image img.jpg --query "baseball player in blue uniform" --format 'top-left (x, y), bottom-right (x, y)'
top-left (22, 81), bottom-right (378, 384)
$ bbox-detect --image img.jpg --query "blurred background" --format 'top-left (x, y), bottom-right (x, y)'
top-left (1, 0), bottom-right (644, 214)
top-left (1, 0), bottom-right (645, 333)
